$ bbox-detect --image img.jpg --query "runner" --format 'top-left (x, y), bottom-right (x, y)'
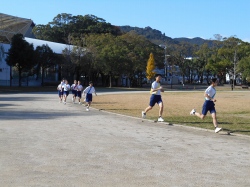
top-left (83, 81), bottom-right (97, 111)
top-left (76, 80), bottom-right (83, 104)
top-left (57, 81), bottom-right (63, 103)
top-left (142, 74), bottom-right (165, 122)
top-left (62, 80), bottom-right (71, 105)
top-left (190, 78), bottom-right (222, 133)
top-left (71, 80), bottom-right (78, 104)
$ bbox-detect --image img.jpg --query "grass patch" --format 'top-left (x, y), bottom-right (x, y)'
top-left (92, 91), bottom-right (250, 136)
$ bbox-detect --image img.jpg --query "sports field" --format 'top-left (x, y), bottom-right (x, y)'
top-left (1, 85), bottom-right (249, 135)
top-left (92, 90), bottom-right (250, 135)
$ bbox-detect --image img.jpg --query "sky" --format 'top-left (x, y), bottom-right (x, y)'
top-left (1, 0), bottom-right (250, 42)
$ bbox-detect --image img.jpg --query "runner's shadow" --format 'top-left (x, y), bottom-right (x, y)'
top-left (222, 128), bottom-right (250, 135)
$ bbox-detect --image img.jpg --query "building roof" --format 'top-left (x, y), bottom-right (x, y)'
top-left (25, 37), bottom-right (73, 54)
top-left (0, 13), bottom-right (74, 54)
top-left (0, 13), bottom-right (35, 43)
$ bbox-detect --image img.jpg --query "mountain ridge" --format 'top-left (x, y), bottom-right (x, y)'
top-left (119, 25), bottom-right (213, 46)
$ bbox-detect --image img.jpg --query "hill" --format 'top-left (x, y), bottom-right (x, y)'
top-left (173, 37), bottom-right (214, 46)
top-left (119, 25), bottom-right (213, 46)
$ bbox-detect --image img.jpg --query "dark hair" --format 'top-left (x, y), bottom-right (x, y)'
top-left (155, 74), bottom-right (162, 78)
top-left (211, 78), bottom-right (217, 83)
top-left (89, 81), bottom-right (93, 84)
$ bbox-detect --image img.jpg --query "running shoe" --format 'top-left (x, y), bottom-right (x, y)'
top-left (158, 117), bottom-right (164, 122)
top-left (190, 109), bottom-right (196, 115)
top-left (142, 111), bottom-right (146, 119)
top-left (215, 127), bottom-right (222, 133)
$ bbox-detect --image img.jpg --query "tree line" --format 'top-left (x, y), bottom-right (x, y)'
top-left (166, 35), bottom-right (250, 85)
top-left (4, 13), bottom-right (250, 87)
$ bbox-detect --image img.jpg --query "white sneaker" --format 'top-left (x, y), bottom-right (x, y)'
top-left (86, 107), bottom-right (89, 111)
top-left (64, 101), bottom-right (66, 105)
top-left (72, 98), bottom-right (74, 102)
top-left (190, 109), bottom-right (196, 115)
top-left (158, 117), bottom-right (164, 122)
top-left (142, 111), bottom-right (146, 119)
top-left (79, 102), bottom-right (81, 105)
top-left (215, 127), bottom-right (222, 133)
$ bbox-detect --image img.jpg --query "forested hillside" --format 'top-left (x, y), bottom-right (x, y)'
top-left (119, 25), bottom-right (213, 46)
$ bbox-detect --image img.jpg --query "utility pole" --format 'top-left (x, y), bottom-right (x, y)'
top-left (164, 46), bottom-right (167, 79)
top-left (233, 49), bottom-right (237, 90)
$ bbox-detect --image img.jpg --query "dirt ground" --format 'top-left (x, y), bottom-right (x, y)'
top-left (0, 92), bottom-right (250, 187)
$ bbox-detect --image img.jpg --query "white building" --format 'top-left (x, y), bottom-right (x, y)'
top-left (0, 13), bottom-right (73, 86)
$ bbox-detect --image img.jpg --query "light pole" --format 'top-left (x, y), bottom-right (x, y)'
top-left (159, 44), bottom-right (168, 82)
top-left (232, 41), bottom-right (241, 90)
top-left (233, 49), bottom-right (236, 90)
top-left (164, 46), bottom-right (167, 79)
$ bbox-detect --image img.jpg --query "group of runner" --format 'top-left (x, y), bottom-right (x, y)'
top-left (142, 74), bottom-right (222, 133)
top-left (57, 75), bottom-right (222, 133)
top-left (57, 79), bottom-right (97, 111)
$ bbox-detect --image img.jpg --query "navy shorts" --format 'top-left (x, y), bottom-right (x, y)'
top-left (202, 100), bottom-right (216, 115)
top-left (77, 91), bottom-right (82, 98)
top-left (72, 90), bottom-right (77, 96)
top-left (63, 91), bottom-right (69, 96)
top-left (58, 90), bottom-right (63, 96)
top-left (86, 93), bottom-right (93, 102)
top-left (149, 95), bottom-right (162, 107)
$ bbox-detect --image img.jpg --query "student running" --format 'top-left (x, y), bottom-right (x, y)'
top-left (62, 80), bottom-right (71, 104)
top-left (57, 81), bottom-right (64, 103)
top-left (76, 81), bottom-right (83, 104)
top-left (142, 74), bottom-right (165, 122)
top-left (190, 78), bottom-right (222, 133)
top-left (83, 81), bottom-right (97, 111)
top-left (71, 80), bottom-right (78, 104)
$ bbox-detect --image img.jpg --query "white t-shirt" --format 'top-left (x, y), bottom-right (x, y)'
top-left (151, 81), bottom-right (161, 95)
top-left (71, 84), bottom-right (78, 90)
top-left (76, 85), bottom-right (83, 91)
top-left (84, 86), bottom-right (96, 94)
top-left (62, 84), bottom-right (70, 91)
top-left (57, 84), bottom-right (63, 91)
top-left (205, 85), bottom-right (216, 100)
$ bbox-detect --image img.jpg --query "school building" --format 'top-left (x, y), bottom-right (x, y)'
top-left (0, 13), bottom-right (71, 86)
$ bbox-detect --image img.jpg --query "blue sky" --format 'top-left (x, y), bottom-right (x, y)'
top-left (1, 0), bottom-right (250, 42)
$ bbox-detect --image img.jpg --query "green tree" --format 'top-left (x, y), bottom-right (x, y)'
top-left (5, 34), bottom-right (35, 87)
top-left (35, 44), bottom-right (56, 86)
top-left (238, 57), bottom-right (250, 84)
top-left (120, 31), bottom-right (161, 87)
top-left (33, 13), bottom-right (122, 44)
top-left (206, 37), bottom-right (243, 84)
top-left (237, 42), bottom-right (250, 84)
top-left (85, 33), bottom-right (129, 87)
top-left (146, 53), bottom-right (156, 81)
top-left (170, 43), bottom-right (193, 83)
top-left (194, 43), bottom-right (211, 84)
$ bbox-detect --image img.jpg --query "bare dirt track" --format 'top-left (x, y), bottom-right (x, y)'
top-left (0, 93), bottom-right (249, 187)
